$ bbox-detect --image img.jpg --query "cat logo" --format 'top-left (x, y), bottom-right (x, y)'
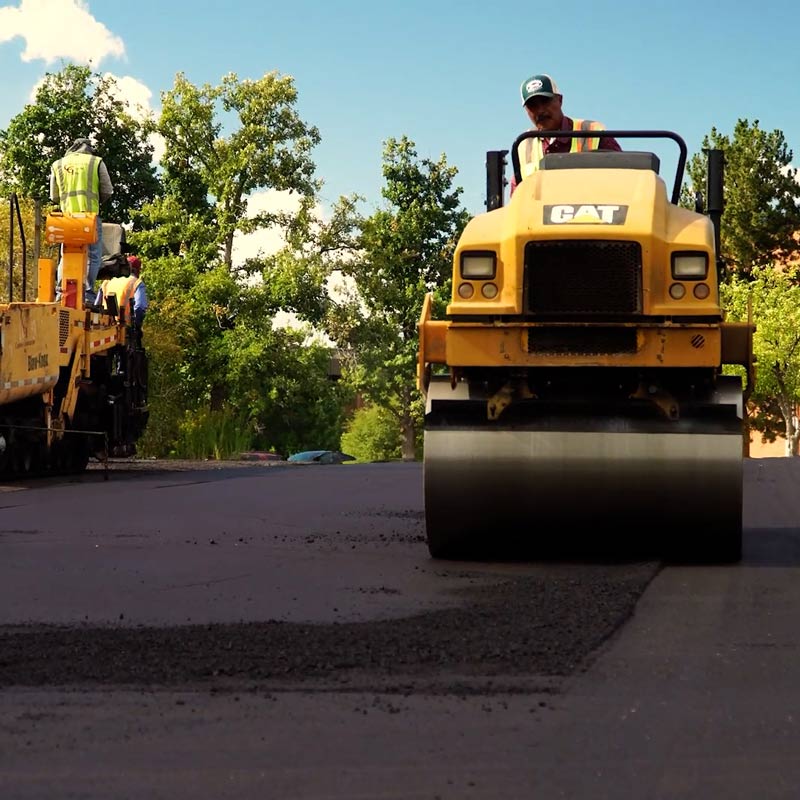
top-left (544, 204), bottom-right (629, 225)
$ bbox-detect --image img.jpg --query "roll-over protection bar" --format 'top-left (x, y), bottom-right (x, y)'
top-left (509, 130), bottom-right (688, 205)
top-left (493, 131), bottom-right (725, 278)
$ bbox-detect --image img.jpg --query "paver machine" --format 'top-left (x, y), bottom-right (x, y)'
top-left (1, 198), bottom-right (148, 477)
top-left (417, 131), bottom-right (754, 561)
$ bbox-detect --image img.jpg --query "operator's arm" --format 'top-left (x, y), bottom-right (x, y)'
top-left (599, 135), bottom-right (622, 152)
top-left (98, 161), bottom-right (114, 204)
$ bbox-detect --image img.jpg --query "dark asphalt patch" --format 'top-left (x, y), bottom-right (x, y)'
top-left (0, 563), bottom-right (658, 692)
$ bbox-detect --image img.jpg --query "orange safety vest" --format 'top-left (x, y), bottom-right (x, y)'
top-left (518, 119), bottom-right (606, 179)
top-left (101, 275), bottom-right (141, 317)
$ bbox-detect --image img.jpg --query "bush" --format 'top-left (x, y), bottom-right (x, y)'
top-left (340, 405), bottom-right (401, 463)
top-left (173, 406), bottom-right (254, 460)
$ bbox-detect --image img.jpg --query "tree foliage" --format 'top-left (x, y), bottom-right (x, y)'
top-left (328, 136), bottom-right (470, 460)
top-left (130, 71), bottom-right (352, 457)
top-left (340, 404), bottom-right (403, 462)
top-left (686, 120), bottom-right (800, 277)
top-left (0, 195), bottom-right (42, 302)
top-left (723, 266), bottom-right (800, 455)
top-left (0, 64), bottom-right (159, 223)
top-left (157, 71), bottom-right (321, 267)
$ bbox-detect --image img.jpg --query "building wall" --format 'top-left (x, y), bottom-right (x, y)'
top-left (749, 434), bottom-right (789, 457)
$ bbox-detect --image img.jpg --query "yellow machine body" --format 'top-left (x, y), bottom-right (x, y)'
top-left (0, 208), bottom-right (147, 475)
top-left (418, 137), bottom-right (753, 562)
top-left (420, 165), bottom-right (751, 379)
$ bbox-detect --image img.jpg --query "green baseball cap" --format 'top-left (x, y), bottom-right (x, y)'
top-left (520, 74), bottom-right (561, 105)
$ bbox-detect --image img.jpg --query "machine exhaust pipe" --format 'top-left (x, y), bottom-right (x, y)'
top-left (485, 150), bottom-right (508, 211)
top-left (705, 148), bottom-right (725, 279)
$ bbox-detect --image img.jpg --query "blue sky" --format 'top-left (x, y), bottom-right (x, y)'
top-left (1, 0), bottom-right (798, 218)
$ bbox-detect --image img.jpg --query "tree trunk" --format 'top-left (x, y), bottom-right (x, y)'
top-left (399, 388), bottom-right (417, 462)
top-left (400, 417), bottom-right (416, 461)
top-left (210, 384), bottom-right (226, 412)
top-left (787, 405), bottom-right (800, 456)
top-left (224, 231), bottom-right (234, 269)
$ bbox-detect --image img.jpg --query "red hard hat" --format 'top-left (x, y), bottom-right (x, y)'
top-left (127, 255), bottom-right (142, 271)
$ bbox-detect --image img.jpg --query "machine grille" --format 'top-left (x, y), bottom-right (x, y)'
top-left (526, 240), bottom-right (642, 315)
top-left (527, 327), bottom-right (638, 355)
top-left (59, 310), bottom-right (70, 347)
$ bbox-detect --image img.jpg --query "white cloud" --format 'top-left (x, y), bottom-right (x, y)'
top-left (232, 190), bottom-right (307, 264)
top-left (106, 73), bottom-right (152, 120)
top-left (779, 163), bottom-right (800, 195)
top-left (28, 68), bottom-right (166, 165)
top-left (103, 72), bottom-right (165, 164)
top-left (0, 0), bottom-right (124, 66)
top-left (231, 190), bottom-right (356, 344)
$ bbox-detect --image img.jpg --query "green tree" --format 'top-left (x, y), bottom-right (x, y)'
top-left (327, 136), bottom-right (470, 460)
top-left (131, 71), bottom-right (355, 457)
top-left (723, 265), bottom-right (800, 455)
top-left (157, 71), bottom-right (321, 268)
top-left (0, 64), bottom-right (159, 222)
top-left (240, 193), bottom-right (363, 326)
top-left (340, 404), bottom-right (403, 462)
top-left (0, 195), bottom-right (42, 302)
top-left (686, 120), bottom-right (800, 277)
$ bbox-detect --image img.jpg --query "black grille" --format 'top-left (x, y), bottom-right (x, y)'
top-left (527, 327), bottom-right (638, 355)
top-left (526, 240), bottom-right (642, 315)
top-left (59, 310), bottom-right (70, 347)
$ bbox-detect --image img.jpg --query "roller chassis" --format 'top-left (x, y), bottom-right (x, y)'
top-left (417, 131), bottom-right (753, 563)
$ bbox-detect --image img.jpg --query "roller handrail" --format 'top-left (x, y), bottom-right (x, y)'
top-left (511, 130), bottom-right (688, 205)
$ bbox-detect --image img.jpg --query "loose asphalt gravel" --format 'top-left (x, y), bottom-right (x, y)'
top-left (0, 459), bottom-right (660, 695)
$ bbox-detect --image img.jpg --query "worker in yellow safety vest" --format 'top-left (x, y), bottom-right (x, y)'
top-left (513, 74), bottom-right (622, 190)
top-left (95, 256), bottom-right (149, 329)
top-left (50, 137), bottom-right (114, 303)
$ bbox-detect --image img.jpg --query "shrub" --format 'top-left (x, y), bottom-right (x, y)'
top-left (340, 405), bottom-right (401, 462)
top-left (173, 406), bottom-right (253, 460)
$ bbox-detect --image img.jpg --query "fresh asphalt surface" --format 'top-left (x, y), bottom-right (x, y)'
top-left (1, 457), bottom-right (799, 799)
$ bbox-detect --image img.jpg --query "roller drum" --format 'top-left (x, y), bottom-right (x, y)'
top-left (423, 379), bottom-right (744, 562)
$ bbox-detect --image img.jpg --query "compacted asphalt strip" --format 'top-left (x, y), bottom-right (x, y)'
top-left (0, 459), bottom-right (658, 690)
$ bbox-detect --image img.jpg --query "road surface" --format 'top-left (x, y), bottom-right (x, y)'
top-left (1, 457), bottom-right (799, 799)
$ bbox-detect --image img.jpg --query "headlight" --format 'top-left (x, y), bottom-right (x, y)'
top-left (669, 283), bottom-right (686, 299)
top-left (672, 252), bottom-right (708, 280)
top-left (460, 251), bottom-right (496, 279)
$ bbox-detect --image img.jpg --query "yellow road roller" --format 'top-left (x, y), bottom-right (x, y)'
top-left (417, 131), bottom-right (753, 562)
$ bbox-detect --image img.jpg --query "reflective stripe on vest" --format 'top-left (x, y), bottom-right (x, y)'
top-left (102, 276), bottom-right (140, 314)
top-left (53, 153), bottom-right (101, 213)
top-left (518, 119), bottom-right (605, 178)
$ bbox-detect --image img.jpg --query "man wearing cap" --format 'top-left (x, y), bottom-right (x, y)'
top-left (95, 255), bottom-right (149, 330)
top-left (50, 137), bottom-right (114, 303)
top-left (515, 73), bottom-right (621, 186)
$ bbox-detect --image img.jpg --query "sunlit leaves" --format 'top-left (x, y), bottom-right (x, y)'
top-left (326, 136), bottom-right (469, 458)
top-left (687, 120), bottom-right (800, 276)
top-left (723, 266), bottom-right (800, 453)
top-left (0, 64), bottom-right (159, 222)
top-left (157, 70), bottom-right (321, 268)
